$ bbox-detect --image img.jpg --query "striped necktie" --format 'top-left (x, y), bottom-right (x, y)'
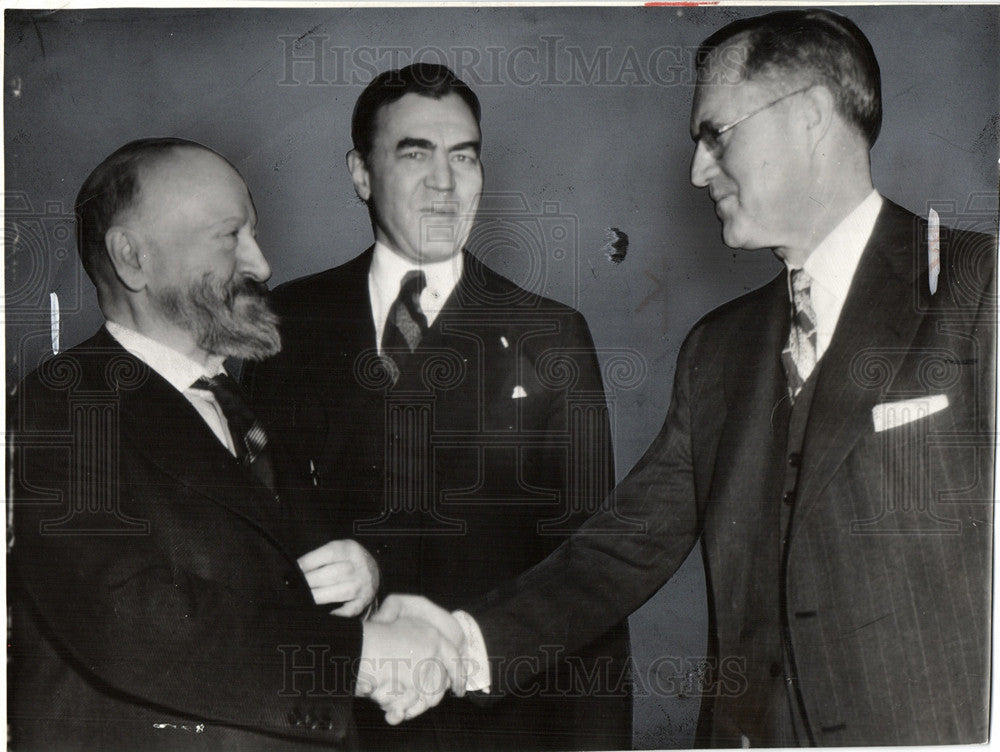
top-left (382, 270), bottom-right (429, 354)
top-left (192, 374), bottom-right (275, 490)
top-left (781, 268), bottom-right (818, 400)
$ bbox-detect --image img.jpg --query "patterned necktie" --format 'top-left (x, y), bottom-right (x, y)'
top-left (781, 268), bottom-right (818, 400)
top-left (192, 374), bottom-right (275, 490)
top-left (382, 270), bottom-right (429, 354)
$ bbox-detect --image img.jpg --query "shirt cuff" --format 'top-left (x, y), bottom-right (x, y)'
top-left (452, 610), bottom-right (491, 693)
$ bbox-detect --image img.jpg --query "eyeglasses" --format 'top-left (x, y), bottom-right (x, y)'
top-left (694, 86), bottom-right (811, 159)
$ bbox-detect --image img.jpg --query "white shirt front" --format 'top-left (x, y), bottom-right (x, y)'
top-left (368, 241), bottom-right (463, 352)
top-left (104, 321), bottom-right (238, 456)
top-left (794, 189), bottom-right (883, 360)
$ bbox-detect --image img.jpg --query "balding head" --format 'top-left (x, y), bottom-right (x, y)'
top-left (75, 138), bottom-right (223, 283)
top-left (77, 138), bottom-right (279, 363)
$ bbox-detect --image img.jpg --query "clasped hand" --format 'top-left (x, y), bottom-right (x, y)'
top-left (296, 544), bottom-right (469, 725)
top-left (357, 595), bottom-right (468, 725)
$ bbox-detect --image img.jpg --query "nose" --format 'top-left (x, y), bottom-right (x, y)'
top-left (425, 152), bottom-right (455, 192)
top-left (689, 140), bottom-right (718, 189)
top-left (239, 233), bottom-right (272, 283)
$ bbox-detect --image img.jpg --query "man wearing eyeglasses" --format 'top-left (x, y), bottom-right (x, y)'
top-left (391, 8), bottom-right (995, 747)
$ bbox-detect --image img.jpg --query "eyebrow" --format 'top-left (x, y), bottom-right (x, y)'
top-left (211, 214), bottom-right (256, 229)
top-left (395, 137), bottom-right (481, 155)
top-left (396, 137), bottom-right (435, 151)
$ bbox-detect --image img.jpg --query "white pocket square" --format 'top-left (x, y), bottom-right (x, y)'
top-left (872, 394), bottom-right (948, 432)
top-left (511, 385), bottom-right (528, 399)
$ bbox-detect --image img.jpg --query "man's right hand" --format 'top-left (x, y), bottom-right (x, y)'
top-left (356, 613), bottom-right (466, 725)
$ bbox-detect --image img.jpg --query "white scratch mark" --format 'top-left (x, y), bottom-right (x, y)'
top-left (928, 208), bottom-right (940, 295)
top-left (153, 723), bottom-right (205, 733)
top-left (49, 292), bottom-right (60, 355)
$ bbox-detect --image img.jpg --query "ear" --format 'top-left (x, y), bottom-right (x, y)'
top-left (104, 226), bottom-right (148, 292)
top-left (346, 149), bottom-right (372, 203)
top-left (800, 85), bottom-right (836, 152)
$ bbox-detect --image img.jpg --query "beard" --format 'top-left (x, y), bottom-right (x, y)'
top-left (151, 273), bottom-right (281, 361)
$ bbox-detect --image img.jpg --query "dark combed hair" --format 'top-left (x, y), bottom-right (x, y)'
top-left (74, 137), bottom-right (211, 280)
top-left (697, 8), bottom-right (882, 147)
top-left (350, 63), bottom-right (482, 161)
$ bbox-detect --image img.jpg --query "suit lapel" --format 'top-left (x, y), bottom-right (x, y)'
top-left (95, 330), bottom-right (290, 546)
top-left (795, 202), bottom-right (927, 511)
top-left (712, 274), bottom-right (791, 501)
top-left (337, 247), bottom-right (379, 358)
top-left (309, 247), bottom-right (378, 383)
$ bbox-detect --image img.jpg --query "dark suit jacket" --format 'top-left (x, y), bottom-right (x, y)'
top-left (470, 200), bottom-right (995, 746)
top-left (8, 327), bottom-right (363, 751)
top-left (245, 249), bottom-right (631, 751)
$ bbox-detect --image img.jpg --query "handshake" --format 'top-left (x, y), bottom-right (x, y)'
top-left (297, 541), bottom-right (480, 725)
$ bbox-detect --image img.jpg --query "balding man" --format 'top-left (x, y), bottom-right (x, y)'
top-left (8, 138), bottom-right (464, 751)
top-left (395, 9), bottom-right (994, 747)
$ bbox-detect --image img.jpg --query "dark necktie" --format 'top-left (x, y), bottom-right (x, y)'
top-left (780, 268), bottom-right (818, 400)
top-left (382, 270), bottom-right (429, 354)
top-left (192, 374), bottom-right (275, 490)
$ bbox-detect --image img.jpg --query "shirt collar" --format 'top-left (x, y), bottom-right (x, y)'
top-left (370, 241), bottom-right (463, 302)
top-left (105, 321), bottom-right (227, 393)
top-left (797, 189), bottom-right (883, 301)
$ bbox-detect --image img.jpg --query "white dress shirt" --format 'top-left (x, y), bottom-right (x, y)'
top-left (368, 241), bottom-right (463, 351)
top-left (105, 321), bottom-right (238, 457)
top-left (796, 189), bottom-right (883, 360)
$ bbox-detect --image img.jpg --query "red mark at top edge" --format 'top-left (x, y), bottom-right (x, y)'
top-left (645, 1), bottom-right (721, 5)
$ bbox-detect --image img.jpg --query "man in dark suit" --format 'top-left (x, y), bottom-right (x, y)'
top-left (8, 137), bottom-right (465, 750)
top-left (244, 64), bottom-right (632, 751)
top-left (391, 9), bottom-right (994, 747)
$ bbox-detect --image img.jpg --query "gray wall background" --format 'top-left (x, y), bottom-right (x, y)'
top-left (5, 6), bottom-right (998, 748)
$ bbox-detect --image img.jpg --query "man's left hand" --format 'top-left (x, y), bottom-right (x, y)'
top-left (297, 539), bottom-right (380, 617)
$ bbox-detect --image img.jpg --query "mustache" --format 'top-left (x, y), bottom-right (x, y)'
top-left (220, 277), bottom-right (271, 308)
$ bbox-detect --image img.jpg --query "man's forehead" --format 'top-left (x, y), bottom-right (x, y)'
top-left (373, 93), bottom-right (479, 141)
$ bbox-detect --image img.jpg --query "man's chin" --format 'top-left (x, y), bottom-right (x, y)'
top-left (202, 296), bottom-right (282, 361)
top-left (719, 222), bottom-right (767, 253)
top-left (209, 330), bottom-right (282, 361)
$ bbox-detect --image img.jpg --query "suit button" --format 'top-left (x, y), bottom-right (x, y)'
top-left (769, 662), bottom-right (782, 678)
top-left (787, 452), bottom-right (802, 467)
top-left (782, 491), bottom-right (795, 505)
top-left (287, 710), bottom-right (302, 727)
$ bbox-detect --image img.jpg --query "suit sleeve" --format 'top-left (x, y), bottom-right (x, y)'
top-left (471, 326), bottom-right (705, 694)
top-left (10, 372), bottom-right (362, 742)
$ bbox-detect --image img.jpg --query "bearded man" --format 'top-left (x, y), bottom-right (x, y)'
top-left (7, 138), bottom-right (466, 751)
